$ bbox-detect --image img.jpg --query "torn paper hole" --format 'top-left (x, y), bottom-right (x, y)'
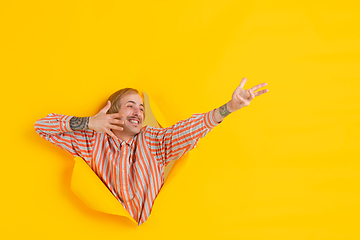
top-left (70, 92), bottom-right (175, 223)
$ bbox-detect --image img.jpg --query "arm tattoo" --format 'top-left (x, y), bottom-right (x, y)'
top-left (219, 103), bottom-right (231, 118)
top-left (70, 117), bottom-right (89, 131)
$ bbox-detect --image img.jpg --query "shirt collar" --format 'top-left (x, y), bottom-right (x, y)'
top-left (111, 134), bottom-right (136, 149)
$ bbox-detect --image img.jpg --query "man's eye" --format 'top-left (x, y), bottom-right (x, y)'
top-left (127, 106), bottom-right (132, 108)
top-left (140, 109), bottom-right (144, 112)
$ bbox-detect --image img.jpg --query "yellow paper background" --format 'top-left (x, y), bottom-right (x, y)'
top-left (1, 0), bottom-right (360, 239)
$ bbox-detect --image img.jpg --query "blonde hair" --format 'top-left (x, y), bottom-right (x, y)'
top-left (106, 88), bottom-right (145, 119)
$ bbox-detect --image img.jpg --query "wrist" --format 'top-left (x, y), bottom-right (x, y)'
top-left (88, 117), bottom-right (94, 130)
top-left (70, 116), bottom-right (90, 131)
top-left (218, 102), bottom-right (232, 119)
top-left (227, 100), bottom-right (235, 113)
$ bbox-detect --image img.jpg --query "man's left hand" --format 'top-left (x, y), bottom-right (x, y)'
top-left (228, 77), bottom-right (269, 112)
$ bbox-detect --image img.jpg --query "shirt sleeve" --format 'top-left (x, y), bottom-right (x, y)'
top-left (144, 109), bottom-right (220, 166)
top-left (34, 113), bottom-right (96, 163)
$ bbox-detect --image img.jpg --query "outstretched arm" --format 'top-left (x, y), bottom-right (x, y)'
top-left (145, 77), bottom-right (268, 165)
top-left (213, 77), bottom-right (269, 123)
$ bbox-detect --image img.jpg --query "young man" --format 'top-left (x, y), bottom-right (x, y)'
top-left (35, 78), bottom-right (268, 225)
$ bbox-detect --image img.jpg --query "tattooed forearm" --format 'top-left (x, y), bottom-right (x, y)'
top-left (70, 117), bottom-right (90, 131)
top-left (219, 103), bottom-right (231, 118)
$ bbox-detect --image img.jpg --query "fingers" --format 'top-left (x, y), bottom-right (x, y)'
top-left (106, 129), bottom-right (119, 140)
top-left (109, 118), bottom-right (125, 125)
top-left (247, 90), bottom-right (255, 101)
top-left (105, 124), bottom-right (123, 140)
top-left (100, 112), bottom-right (125, 132)
top-left (254, 89), bottom-right (269, 97)
top-left (100, 124), bottom-right (123, 132)
top-left (249, 83), bottom-right (268, 92)
top-left (101, 101), bottom-right (112, 113)
top-left (239, 77), bottom-right (247, 89)
top-left (236, 94), bottom-right (250, 106)
top-left (108, 112), bottom-right (125, 119)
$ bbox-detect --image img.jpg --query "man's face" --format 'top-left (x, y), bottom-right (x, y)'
top-left (118, 92), bottom-right (144, 136)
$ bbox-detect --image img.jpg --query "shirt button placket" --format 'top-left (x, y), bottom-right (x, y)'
top-left (121, 142), bottom-right (129, 202)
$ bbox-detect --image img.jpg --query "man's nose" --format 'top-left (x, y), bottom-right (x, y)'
top-left (132, 107), bottom-right (140, 116)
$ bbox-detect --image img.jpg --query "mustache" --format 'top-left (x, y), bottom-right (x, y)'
top-left (127, 116), bottom-right (141, 122)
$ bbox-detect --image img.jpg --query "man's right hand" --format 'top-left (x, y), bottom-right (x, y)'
top-left (89, 101), bottom-right (124, 140)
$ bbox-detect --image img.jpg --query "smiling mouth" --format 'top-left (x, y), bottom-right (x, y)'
top-left (128, 118), bottom-right (140, 125)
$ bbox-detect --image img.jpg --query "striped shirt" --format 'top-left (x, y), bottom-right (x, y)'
top-left (35, 109), bottom-right (220, 225)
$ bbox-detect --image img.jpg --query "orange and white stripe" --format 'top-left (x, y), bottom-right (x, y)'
top-left (35, 110), bottom-right (219, 225)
